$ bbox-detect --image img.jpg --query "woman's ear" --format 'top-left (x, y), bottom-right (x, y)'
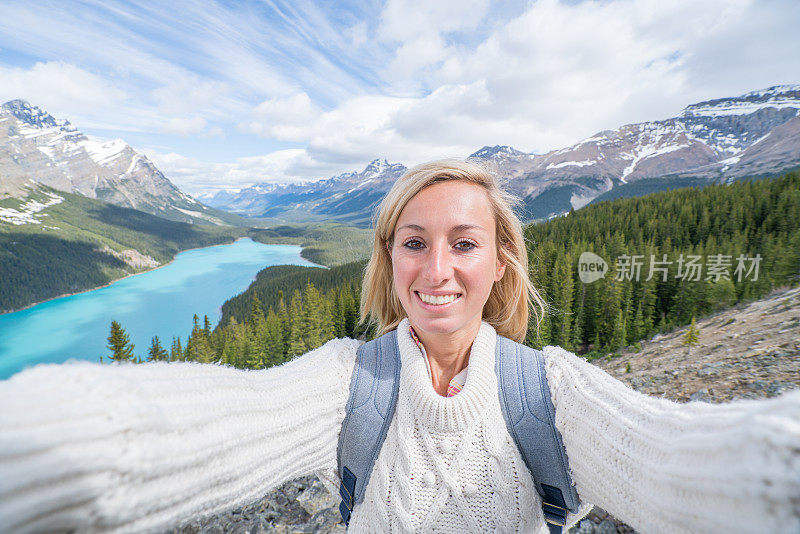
top-left (495, 261), bottom-right (506, 281)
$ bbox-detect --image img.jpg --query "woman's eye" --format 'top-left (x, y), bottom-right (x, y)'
top-left (455, 240), bottom-right (476, 251)
top-left (403, 239), bottom-right (424, 249)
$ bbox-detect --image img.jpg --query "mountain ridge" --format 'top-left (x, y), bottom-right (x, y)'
top-left (205, 84), bottom-right (800, 224)
top-left (0, 99), bottom-right (237, 225)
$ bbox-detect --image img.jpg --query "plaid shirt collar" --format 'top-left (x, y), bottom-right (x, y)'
top-left (408, 325), bottom-right (467, 397)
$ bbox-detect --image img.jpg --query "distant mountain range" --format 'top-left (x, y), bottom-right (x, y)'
top-left (3, 85), bottom-right (798, 229)
top-left (200, 158), bottom-right (408, 226)
top-left (204, 85), bottom-right (800, 224)
top-left (0, 99), bottom-right (234, 225)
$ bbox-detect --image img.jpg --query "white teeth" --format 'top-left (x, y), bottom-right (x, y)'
top-left (418, 292), bottom-right (459, 305)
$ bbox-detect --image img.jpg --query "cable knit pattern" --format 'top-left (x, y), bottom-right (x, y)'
top-left (542, 344), bottom-right (800, 533)
top-left (348, 319), bottom-right (589, 533)
top-left (1, 326), bottom-right (799, 533)
top-left (0, 338), bottom-right (359, 534)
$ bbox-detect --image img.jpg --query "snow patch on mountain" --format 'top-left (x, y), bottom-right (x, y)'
top-left (81, 136), bottom-right (128, 166)
top-left (742, 84), bottom-right (800, 97)
top-left (683, 101), bottom-right (800, 118)
top-left (0, 190), bottom-right (64, 225)
top-left (175, 207), bottom-right (202, 217)
top-left (683, 85), bottom-right (800, 118)
top-left (619, 142), bottom-right (689, 182)
top-left (546, 160), bottom-right (595, 170)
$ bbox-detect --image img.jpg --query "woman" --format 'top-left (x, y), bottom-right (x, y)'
top-left (1, 160), bottom-right (798, 533)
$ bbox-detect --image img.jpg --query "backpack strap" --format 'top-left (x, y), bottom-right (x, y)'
top-left (336, 329), bottom-right (400, 526)
top-left (495, 335), bottom-right (581, 534)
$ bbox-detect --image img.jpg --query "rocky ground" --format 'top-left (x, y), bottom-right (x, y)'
top-left (169, 284), bottom-right (800, 534)
top-left (593, 284), bottom-right (800, 404)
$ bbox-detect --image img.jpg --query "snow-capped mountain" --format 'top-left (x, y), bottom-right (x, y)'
top-left (210, 85), bottom-right (800, 225)
top-left (466, 85), bottom-right (800, 218)
top-left (205, 158), bottom-right (407, 225)
top-left (0, 99), bottom-right (225, 224)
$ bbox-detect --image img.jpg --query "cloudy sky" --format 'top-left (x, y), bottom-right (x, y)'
top-left (1, 0), bottom-right (798, 195)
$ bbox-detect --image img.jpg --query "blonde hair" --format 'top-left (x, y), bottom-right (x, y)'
top-left (360, 159), bottom-right (546, 342)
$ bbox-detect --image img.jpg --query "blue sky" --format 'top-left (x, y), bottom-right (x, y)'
top-left (1, 0), bottom-right (799, 194)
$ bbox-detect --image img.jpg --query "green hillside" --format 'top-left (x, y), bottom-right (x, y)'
top-left (0, 187), bottom-right (245, 312)
top-left (0, 187), bottom-right (373, 313)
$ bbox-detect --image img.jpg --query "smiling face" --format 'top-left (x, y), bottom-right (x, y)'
top-left (390, 180), bottom-right (506, 340)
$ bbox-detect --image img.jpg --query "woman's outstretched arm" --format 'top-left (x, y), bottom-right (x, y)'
top-left (0, 337), bottom-right (359, 534)
top-left (542, 345), bottom-right (800, 534)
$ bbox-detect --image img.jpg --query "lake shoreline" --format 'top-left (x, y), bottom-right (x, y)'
top-left (0, 239), bottom-right (321, 379)
top-left (0, 236), bottom-right (302, 316)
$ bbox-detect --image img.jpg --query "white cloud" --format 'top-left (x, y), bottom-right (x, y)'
top-left (378, 0), bottom-right (491, 80)
top-left (345, 21), bottom-right (369, 49)
top-left (0, 61), bottom-right (235, 138)
top-left (161, 116), bottom-right (209, 136)
top-left (145, 148), bottom-right (350, 195)
top-left (0, 61), bottom-right (128, 121)
top-left (150, 76), bottom-right (233, 118)
top-left (241, 92), bottom-right (321, 141)
top-left (3, 0), bottom-right (799, 193)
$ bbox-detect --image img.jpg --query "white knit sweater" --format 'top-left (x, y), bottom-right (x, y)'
top-left (1, 319), bottom-right (798, 533)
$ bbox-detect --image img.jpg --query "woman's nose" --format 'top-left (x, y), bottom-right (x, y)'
top-left (424, 242), bottom-right (452, 283)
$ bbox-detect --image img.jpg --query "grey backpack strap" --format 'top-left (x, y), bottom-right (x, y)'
top-left (495, 335), bottom-right (581, 534)
top-left (336, 329), bottom-right (400, 526)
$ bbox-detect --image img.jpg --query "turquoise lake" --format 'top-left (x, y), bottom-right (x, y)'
top-left (0, 238), bottom-right (317, 379)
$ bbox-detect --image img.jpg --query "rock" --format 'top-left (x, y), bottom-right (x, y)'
top-left (690, 388), bottom-right (712, 402)
top-left (587, 506), bottom-right (608, 522)
top-left (767, 381), bottom-right (799, 397)
top-left (572, 518), bottom-right (598, 533)
top-left (296, 479), bottom-right (340, 516)
top-left (597, 518), bottom-right (618, 534)
top-left (166, 475), bottom-right (340, 534)
top-left (697, 362), bottom-right (726, 376)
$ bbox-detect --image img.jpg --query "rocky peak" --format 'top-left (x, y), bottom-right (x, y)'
top-left (1, 99), bottom-right (63, 129)
top-left (681, 85), bottom-right (800, 118)
top-left (360, 158), bottom-right (406, 180)
top-left (363, 158), bottom-right (389, 174)
top-left (469, 145), bottom-right (529, 160)
top-left (357, 158), bottom-right (406, 183)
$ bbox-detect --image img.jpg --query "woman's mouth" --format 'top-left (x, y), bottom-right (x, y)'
top-left (415, 291), bottom-right (462, 307)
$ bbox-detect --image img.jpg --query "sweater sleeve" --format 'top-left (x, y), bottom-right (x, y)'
top-left (542, 345), bottom-right (800, 534)
top-left (0, 337), bottom-right (359, 534)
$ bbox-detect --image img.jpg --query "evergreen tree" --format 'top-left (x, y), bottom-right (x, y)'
top-left (247, 297), bottom-right (268, 366)
top-left (550, 249), bottom-right (574, 349)
top-left (170, 336), bottom-right (183, 362)
top-left (570, 283), bottom-right (586, 350)
top-left (264, 307), bottom-right (285, 365)
top-left (301, 280), bottom-right (325, 350)
top-left (630, 302), bottom-right (644, 343)
top-left (221, 318), bottom-right (241, 367)
top-left (331, 287), bottom-right (345, 338)
top-left (189, 334), bottom-right (217, 364)
top-left (708, 278), bottom-right (737, 310)
top-left (276, 293), bottom-right (291, 355)
top-left (683, 316), bottom-right (700, 356)
top-left (107, 320), bottom-right (135, 363)
top-left (526, 300), bottom-right (551, 349)
top-left (341, 284), bottom-right (360, 337)
top-left (203, 315), bottom-right (212, 338)
top-left (609, 309), bottom-right (626, 352)
top-left (147, 336), bottom-right (168, 362)
top-left (288, 289), bottom-right (307, 356)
